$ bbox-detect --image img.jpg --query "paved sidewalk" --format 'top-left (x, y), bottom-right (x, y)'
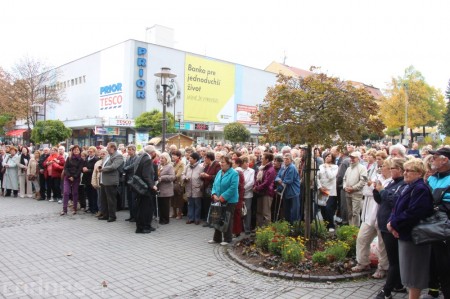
top-left (0, 196), bottom-right (435, 298)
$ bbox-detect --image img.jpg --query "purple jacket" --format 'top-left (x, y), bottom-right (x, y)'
top-left (254, 162), bottom-right (277, 197)
top-left (389, 178), bottom-right (434, 241)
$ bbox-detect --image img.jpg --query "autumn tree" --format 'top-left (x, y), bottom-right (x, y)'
top-left (258, 72), bottom-right (383, 240)
top-left (135, 109), bottom-right (176, 137)
top-left (0, 56), bottom-right (64, 128)
top-left (439, 80), bottom-right (450, 136)
top-left (380, 66), bottom-right (445, 141)
top-left (224, 122), bottom-right (251, 143)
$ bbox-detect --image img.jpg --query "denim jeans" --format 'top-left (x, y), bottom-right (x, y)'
top-left (188, 197), bottom-right (202, 221)
top-left (283, 195), bottom-right (300, 224)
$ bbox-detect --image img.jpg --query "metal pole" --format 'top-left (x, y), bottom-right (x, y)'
top-left (162, 85), bottom-right (167, 153)
top-left (178, 117), bottom-right (181, 148)
top-left (404, 84), bottom-right (408, 145)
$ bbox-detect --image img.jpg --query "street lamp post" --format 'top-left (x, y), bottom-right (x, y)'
top-left (31, 103), bottom-right (43, 126)
top-left (403, 83), bottom-right (409, 146)
top-left (177, 112), bottom-right (182, 149)
top-left (154, 67), bottom-right (177, 153)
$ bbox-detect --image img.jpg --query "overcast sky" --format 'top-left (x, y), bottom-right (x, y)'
top-left (1, 0), bottom-right (449, 93)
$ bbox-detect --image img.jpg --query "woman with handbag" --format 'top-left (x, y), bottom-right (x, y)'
top-left (387, 158), bottom-right (434, 299)
top-left (27, 151), bottom-right (42, 200)
top-left (157, 152), bottom-right (175, 225)
top-left (208, 155), bottom-right (239, 246)
top-left (18, 146), bottom-right (33, 198)
top-left (171, 150), bottom-right (185, 219)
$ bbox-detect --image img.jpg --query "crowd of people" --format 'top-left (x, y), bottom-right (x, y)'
top-left (1, 139), bottom-right (450, 299)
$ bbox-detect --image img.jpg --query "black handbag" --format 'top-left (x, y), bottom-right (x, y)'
top-left (411, 210), bottom-right (450, 245)
top-left (209, 203), bottom-right (231, 232)
top-left (127, 175), bottom-right (149, 196)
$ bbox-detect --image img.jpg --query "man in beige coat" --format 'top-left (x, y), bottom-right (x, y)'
top-left (343, 151), bottom-right (367, 226)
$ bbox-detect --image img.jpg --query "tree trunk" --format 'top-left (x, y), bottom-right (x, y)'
top-left (423, 126), bottom-right (426, 137)
top-left (304, 144), bottom-right (312, 240)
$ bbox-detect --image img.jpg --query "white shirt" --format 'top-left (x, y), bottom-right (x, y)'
top-left (242, 167), bottom-right (255, 199)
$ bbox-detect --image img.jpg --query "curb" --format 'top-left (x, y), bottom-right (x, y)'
top-left (225, 247), bottom-right (374, 282)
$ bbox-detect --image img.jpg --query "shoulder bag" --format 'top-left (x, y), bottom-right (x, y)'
top-left (209, 202), bottom-right (231, 232)
top-left (127, 154), bottom-right (150, 196)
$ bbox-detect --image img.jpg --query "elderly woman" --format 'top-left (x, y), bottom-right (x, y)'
top-left (27, 151), bottom-right (42, 200)
top-left (157, 152), bottom-right (175, 225)
top-left (208, 155), bottom-right (239, 246)
top-left (387, 158), bottom-right (434, 299)
top-left (275, 153), bottom-right (301, 224)
top-left (182, 152), bottom-right (204, 224)
top-left (2, 146), bottom-right (20, 197)
top-left (18, 146), bottom-right (33, 198)
top-left (92, 149), bottom-right (108, 217)
top-left (44, 147), bottom-right (65, 203)
top-left (171, 150), bottom-right (185, 219)
top-left (373, 158), bottom-right (407, 299)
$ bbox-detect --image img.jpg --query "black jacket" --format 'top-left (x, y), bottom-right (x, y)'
top-left (82, 156), bottom-right (99, 185)
top-left (373, 177), bottom-right (406, 233)
top-left (134, 153), bottom-right (155, 197)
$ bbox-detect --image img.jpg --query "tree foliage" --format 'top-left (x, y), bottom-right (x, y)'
top-left (224, 122), bottom-right (251, 143)
top-left (0, 57), bottom-right (63, 126)
top-left (135, 109), bottom-right (176, 137)
top-left (385, 127), bottom-right (401, 138)
top-left (31, 120), bottom-right (72, 145)
top-left (439, 80), bottom-right (450, 136)
top-left (258, 73), bottom-right (383, 147)
top-left (380, 66), bottom-right (445, 131)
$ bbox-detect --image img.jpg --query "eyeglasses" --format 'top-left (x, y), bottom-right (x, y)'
top-left (390, 167), bottom-right (398, 170)
top-left (404, 169), bottom-right (417, 173)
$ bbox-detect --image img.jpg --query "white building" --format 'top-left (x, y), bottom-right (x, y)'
top-left (43, 39), bottom-right (277, 147)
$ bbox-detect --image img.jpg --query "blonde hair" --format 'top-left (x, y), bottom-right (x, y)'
top-left (160, 152), bottom-right (171, 165)
top-left (403, 158), bottom-right (426, 176)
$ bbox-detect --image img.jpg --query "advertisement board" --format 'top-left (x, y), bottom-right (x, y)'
top-left (236, 104), bottom-right (258, 124)
top-left (184, 54), bottom-right (235, 123)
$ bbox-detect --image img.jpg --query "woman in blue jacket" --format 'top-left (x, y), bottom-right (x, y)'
top-left (275, 153), bottom-right (300, 224)
top-left (208, 155), bottom-right (239, 246)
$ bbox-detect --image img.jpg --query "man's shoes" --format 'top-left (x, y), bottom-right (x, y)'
top-left (208, 240), bottom-right (218, 244)
top-left (374, 290), bottom-right (392, 299)
top-left (49, 198), bottom-right (56, 202)
top-left (195, 220), bottom-right (201, 225)
top-left (202, 223), bottom-right (211, 227)
top-left (351, 264), bottom-right (371, 272)
top-left (186, 220), bottom-right (194, 224)
top-left (149, 227), bottom-right (156, 231)
top-left (328, 228), bottom-right (335, 232)
top-left (125, 218), bottom-right (133, 221)
top-left (98, 217), bottom-right (108, 220)
top-left (220, 242), bottom-right (229, 246)
top-left (136, 229), bottom-right (151, 234)
top-left (107, 218), bottom-right (116, 222)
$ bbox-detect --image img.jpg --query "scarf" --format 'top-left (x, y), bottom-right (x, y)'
top-left (256, 164), bottom-right (265, 182)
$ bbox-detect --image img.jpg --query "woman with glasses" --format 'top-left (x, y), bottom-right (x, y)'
top-left (387, 158), bottom-right (434, 299)
top-left (373, 158), bottom-right (407, 299)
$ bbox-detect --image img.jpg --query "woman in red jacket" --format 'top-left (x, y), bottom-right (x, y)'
top-left (44, 147), bottom-right (65, 202)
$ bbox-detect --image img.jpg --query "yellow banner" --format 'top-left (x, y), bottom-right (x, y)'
top-left (184, 55), bottom-right (235, 123)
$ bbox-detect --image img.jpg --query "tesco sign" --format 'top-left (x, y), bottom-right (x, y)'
top-left (99, 82), bottom-right (123, 110)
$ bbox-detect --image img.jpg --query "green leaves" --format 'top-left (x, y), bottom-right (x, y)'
top-left (223, 122), bottom-right (251, 143)
top-left (31, 120), bottom-right (72, 145)
top-left (135, 109), bottom-right (177, 138)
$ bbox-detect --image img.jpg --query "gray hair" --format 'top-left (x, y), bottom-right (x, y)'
top-left (144, 145), bottom-right (156, 154)
top-left (389, 143), bottom-right (406, 157)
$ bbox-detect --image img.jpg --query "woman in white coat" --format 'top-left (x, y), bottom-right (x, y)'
top-left (2, 146), bottom-right (20, 197)
top-left (316, 152), bottom-right (339, 232)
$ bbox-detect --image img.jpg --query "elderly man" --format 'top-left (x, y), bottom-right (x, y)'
top-left (343, 151), bottom-right (368, 226)
top-left (134, 145), bottom-right (158, 234)
top-left (389, 143), bottom-right (406, 158)
top-left (275, 153), bottom-right (300, 224)
top-left (123, 145), bottom-right (138, 222)
top-left (426, 147), bottom-right (450, 298)
top-left (98, 142), bottom-right (124, 222)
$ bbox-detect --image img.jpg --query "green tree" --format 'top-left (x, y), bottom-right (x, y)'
top-left (385, 127), bottom-right (401, 139)
top-left (224, 122), bottom-right (251, 143)
top-left (439, 80), bottom-right (450, 136)
top-left (31, 120), bottom-right (72, 145)
top-left (259, 72), bottom-right (383, 240)
top-left (135, 109), bottom-right (176, 137)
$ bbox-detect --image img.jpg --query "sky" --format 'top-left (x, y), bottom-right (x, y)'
top-left (1, 0), bottom-right (449, 93)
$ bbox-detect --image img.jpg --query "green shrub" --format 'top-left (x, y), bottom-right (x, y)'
top-left (336, 225), bottom-right (359, 257)
top-left (312, 251), bottom-right (328, 265)
top-left (255, 227), bottom-right (275, 251)
top-left (271, 221), bottom-right (291, 236)
top-left (281, 237), bottom-right (306, 264)
top-left (311, 220), bottom-right (328, 239)
top-left (323, 240), bottom-right (350, 262)
top-left (268, 234), bottom-right (286, 255)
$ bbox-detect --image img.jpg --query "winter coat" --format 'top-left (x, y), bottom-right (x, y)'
top-left (374, 177), bottom-right (405, 233)
top-left (275, 162), bottom-right (300, 199)
top-left (44, 154), bottom-right (65, 179)
top-left (158, 163), bottom-right (175, 197)
top-left (254, 162), bottom-right (277, 197)
top-left (2, 154), bottom-right (19, 190)
top-left (91, 159), bottom-right (103, 189)
top-left (317, 163), bottom-right (338, 196)
top-left (211, 167), bottom-right (239, 204)
top-left (182, 162), bottom-right (204, 198)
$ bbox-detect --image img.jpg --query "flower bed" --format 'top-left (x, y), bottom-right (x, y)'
top-left (233, 221), bottom-right (362, 276)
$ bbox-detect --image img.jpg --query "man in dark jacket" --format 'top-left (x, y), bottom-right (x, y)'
top-left (426, 147), bottom-right (450, 298)
top-left (38, 147), bottom-right (50, 200)
top-left (135, 145), bottom-right (157, 233)
top-left (123, 145), bottom-right (138, 222)
top-left (82, 146), bottom-right (99, 214)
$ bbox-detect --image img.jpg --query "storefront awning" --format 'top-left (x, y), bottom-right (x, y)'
top-left (5, 129), bottom-right (27, 137)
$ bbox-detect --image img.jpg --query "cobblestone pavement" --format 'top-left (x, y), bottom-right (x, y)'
top-left (0, 195), bottom-right (440, 299)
